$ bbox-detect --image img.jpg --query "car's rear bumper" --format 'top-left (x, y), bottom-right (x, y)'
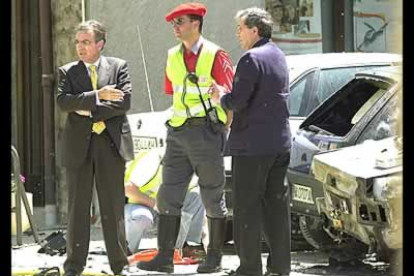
top-left (287, 168), bottom-right (323, 217)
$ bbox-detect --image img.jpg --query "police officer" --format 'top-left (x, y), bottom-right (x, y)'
top-left (137, 2), bottom-right (234, 274)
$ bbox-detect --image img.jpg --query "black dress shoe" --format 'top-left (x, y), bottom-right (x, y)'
top-left (112, 266), bottom-right (128, 276)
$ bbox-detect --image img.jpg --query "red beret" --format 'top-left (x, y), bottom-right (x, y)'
top-left (165, 2), bottom-right (207, 22)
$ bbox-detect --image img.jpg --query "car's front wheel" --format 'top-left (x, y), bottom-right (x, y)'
top-left (299, 215), bottom-right (369, 262)
top-left (298, 215), bottom-right (337, 250)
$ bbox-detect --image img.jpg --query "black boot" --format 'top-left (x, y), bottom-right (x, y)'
top-left (137, 215), bottom-right (180, 273)
top-left (197, 217), bottom-right (227, 273)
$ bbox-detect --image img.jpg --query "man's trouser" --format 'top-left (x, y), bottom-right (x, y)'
top-left (176, 186), bottom-right (206, 247)
top-left (232, 152), bottom-right (291, 276)
top-left (124, 186), bottom-right (205, 253)
top-left (157, 119), bottom-right (228, 219)
top-left (124, 204), bottom-right (155, 253)
top-left (64, 132), bottom-right (128, 274)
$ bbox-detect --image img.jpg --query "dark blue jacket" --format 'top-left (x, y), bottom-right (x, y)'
top-left (221, 38), bottom-right (291, 156)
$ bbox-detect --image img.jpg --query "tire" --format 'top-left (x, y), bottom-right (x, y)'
top-left (298, 215), bottom-right (336, 250)
top-left (291, 214), bottom-right (315, 251)
top-left (299, 216), bottom-right (370, 262)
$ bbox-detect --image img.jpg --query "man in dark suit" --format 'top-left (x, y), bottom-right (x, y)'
top-left (210, 8), bottom-right (292, 276)
top-left (57, 20), bottom-right (134, 276)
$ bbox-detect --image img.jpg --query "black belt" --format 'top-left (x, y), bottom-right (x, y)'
top-left (165, 117), bottom-right (208, 131)
top-left (185, 117), bottom-right (208, 126)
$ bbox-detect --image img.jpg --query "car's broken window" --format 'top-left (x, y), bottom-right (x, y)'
top-left (356, 94), bottom-right (399, 143)
top-left (316, 65), bottom-right (389, 104)
top-left (306, 78), bottom-right (392, 137)
top-left (351, 88), bottom-right (386, 125)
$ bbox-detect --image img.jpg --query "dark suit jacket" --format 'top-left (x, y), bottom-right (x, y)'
top-left (221, 38), bottom-right (291, 156)
top-left (57, 56), bottom-right (134, 168)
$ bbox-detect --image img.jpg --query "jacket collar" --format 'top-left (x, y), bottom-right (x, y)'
top-left (73, 56), bottom-right (111, 90)
top-left (251, 37), bottom-right (270, 49)
top-left (83, 57), bottom-right (101, 70)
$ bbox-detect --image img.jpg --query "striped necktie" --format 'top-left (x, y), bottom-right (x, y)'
top-left (90, 65), bottom-right (106, 134)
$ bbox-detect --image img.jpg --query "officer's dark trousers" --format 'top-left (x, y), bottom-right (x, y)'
top-left (232, 152), bottom-right (291, 276)
top-left (157, 121), bottom-right (227, 219)
top-left (64, 132), bottom-right (128, 274)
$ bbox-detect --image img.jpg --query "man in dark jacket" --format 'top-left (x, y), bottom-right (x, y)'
top-left (57, 20), bottom-right (134, 276)
top-left (210, 7), bottom-right (291, 276)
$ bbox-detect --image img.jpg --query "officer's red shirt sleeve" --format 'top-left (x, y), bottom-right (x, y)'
top-left (165, 73), bottom-right (174, 95)
top-left (212, 50), bottom-right (234, 91)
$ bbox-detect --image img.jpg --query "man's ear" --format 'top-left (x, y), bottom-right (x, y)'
top-left (97, 40), bottom-right (105, 51)
top-left (193, 20), bottom-right (200, 30)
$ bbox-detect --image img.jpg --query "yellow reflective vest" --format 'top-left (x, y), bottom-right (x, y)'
top-left (166, 39), bottom-right (227, 127)
top-left (124, 149), bottom-right (162, 202)
top-left (124, 148), bottom-right (198, 204)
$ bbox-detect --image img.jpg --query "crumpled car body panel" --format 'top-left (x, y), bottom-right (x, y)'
top-left (312, 136), bottom-right (402, 250)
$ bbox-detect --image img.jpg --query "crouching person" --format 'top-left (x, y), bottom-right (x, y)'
top-left (124, 148), bottom-right (205, 255)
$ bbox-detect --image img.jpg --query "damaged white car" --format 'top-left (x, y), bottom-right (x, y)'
top-left (311, 135), bottom-right (402, 262)
top-left (287, 65), bottom-right (402, 261)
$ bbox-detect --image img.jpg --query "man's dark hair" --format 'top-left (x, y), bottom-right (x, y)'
top-left (188, 14), bottom-right (203, 33)
top-left (235, 7), bottom-right (273, 39)
top-left (77, 20), bottom-right (107, 47)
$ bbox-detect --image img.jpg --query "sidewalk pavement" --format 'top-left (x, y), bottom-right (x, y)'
top-left (11, 224), bottom-right (200, 276)
top-left (11, 224), bottom-right (317, 276)
top-left (11, 207), bottom-right (340, 276)
top-left (11, 207), bottom-right (160, 275)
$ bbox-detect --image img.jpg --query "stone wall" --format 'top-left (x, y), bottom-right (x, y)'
top-left (51, 0), bottom-right (83, 222)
